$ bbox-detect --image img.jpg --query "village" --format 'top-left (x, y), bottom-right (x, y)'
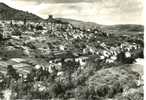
top-left (0, 18), bottom-right (144, 99)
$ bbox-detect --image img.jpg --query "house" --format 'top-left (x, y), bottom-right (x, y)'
top-left (10, 58), bottom-right (26, 63)
top-left (35, 64), bottom-right (41, 69)
top-left (6, 46), bottom-right (16, 51)
top-left (110, 55), bottom-right (117, 60)
top-left (75, 58), bottom-right (80, 62)
top-left (64, 58), bottom-right (74, 62)
top-left (100, 55), bottom-right (105, 60)
top-left (106, 59), bottom-right (114, 63)
top-left (57, 71), bottom-right (64, 76)
top-left (125, 52), bottom-right (131, 58)
top-left (83, 48), bottom-right (89, 54)
top-left (11, 36), bottom-right (20, 40)
top-left (78, 56), bottom-right (88, 66)
top-left (103, 50), bottom-right (110, 58)
top-left (59, 45), bottom-right (65, 51)
top-left (22, 46), bottom-right (31, 56)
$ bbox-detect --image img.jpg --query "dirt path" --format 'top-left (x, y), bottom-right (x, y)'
top-left (129, 58), bottom-right (144, 76)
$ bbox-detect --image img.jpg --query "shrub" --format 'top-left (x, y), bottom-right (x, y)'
top-left (96, 85), bottom-right (109, 97)
top-left (48, 82), bottom-right (65, 98)
top-left (7, 65), bottom-right (19, 80)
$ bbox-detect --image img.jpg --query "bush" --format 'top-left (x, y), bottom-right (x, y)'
top-left (7, 65), bottom-right (19, 80)
top-left (36, 25), bottom-right (43, 30)
top-left (0, 47), bottom-right (25, 58)
top-left (96, 85), bottom-right (109, 97)
top-left (117, 93), bottom-right (143, 100)
top-left (117, 52), bottom-right (135, 64)
top-left (74, 86), bottom-right (90, 99)
top-left (48, 82), bottom-right (65, 98)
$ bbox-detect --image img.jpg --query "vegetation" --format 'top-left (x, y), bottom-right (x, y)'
top-left (0, 4), bottom-right (144, 99)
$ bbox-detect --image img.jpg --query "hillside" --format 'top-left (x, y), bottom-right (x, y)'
top-left (55, 18), bottom-right (144, 35)
top-left (0, 3), bottom-right (42, 21)
top-left (100, 24), bottom-right (144, 35)
top-left (0, 19), bottom-right (144, 99)
top-left (0, 3), bottom-right (144, 100)
top-left (55, 18), bottom-right (101, 29)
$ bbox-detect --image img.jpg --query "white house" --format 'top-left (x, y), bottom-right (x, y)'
top-left (125, 52), bottom-right (131, 58)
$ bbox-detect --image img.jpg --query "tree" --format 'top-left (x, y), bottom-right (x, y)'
top-left (7, 65), bottom-right (19, 80)
top-left (117, 52), bottom-right (126, 63)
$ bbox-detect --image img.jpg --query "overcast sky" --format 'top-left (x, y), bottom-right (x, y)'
top-left (0, 0), bottom-right (144, 25)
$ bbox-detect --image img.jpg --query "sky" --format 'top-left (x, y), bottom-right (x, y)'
top-left (0, 0), bottom-right (144, 25)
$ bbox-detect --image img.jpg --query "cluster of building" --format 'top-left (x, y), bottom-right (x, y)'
top-left (0, 20), bottom-right (143, 77)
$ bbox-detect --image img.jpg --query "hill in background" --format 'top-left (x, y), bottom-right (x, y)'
top-left (55, 18), bottom-right (101, 29)
top-left (55, 18), bottom-right (144, 35)
top-left (0, 3), bottom-right (42, 21)
top-left (100, 24), bottom-right (144, 35)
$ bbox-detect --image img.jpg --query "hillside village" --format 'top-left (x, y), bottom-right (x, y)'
top-left (0, 3), bottom-right (144, 100)
top-left (0, 16), bottom-right (144, 100)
